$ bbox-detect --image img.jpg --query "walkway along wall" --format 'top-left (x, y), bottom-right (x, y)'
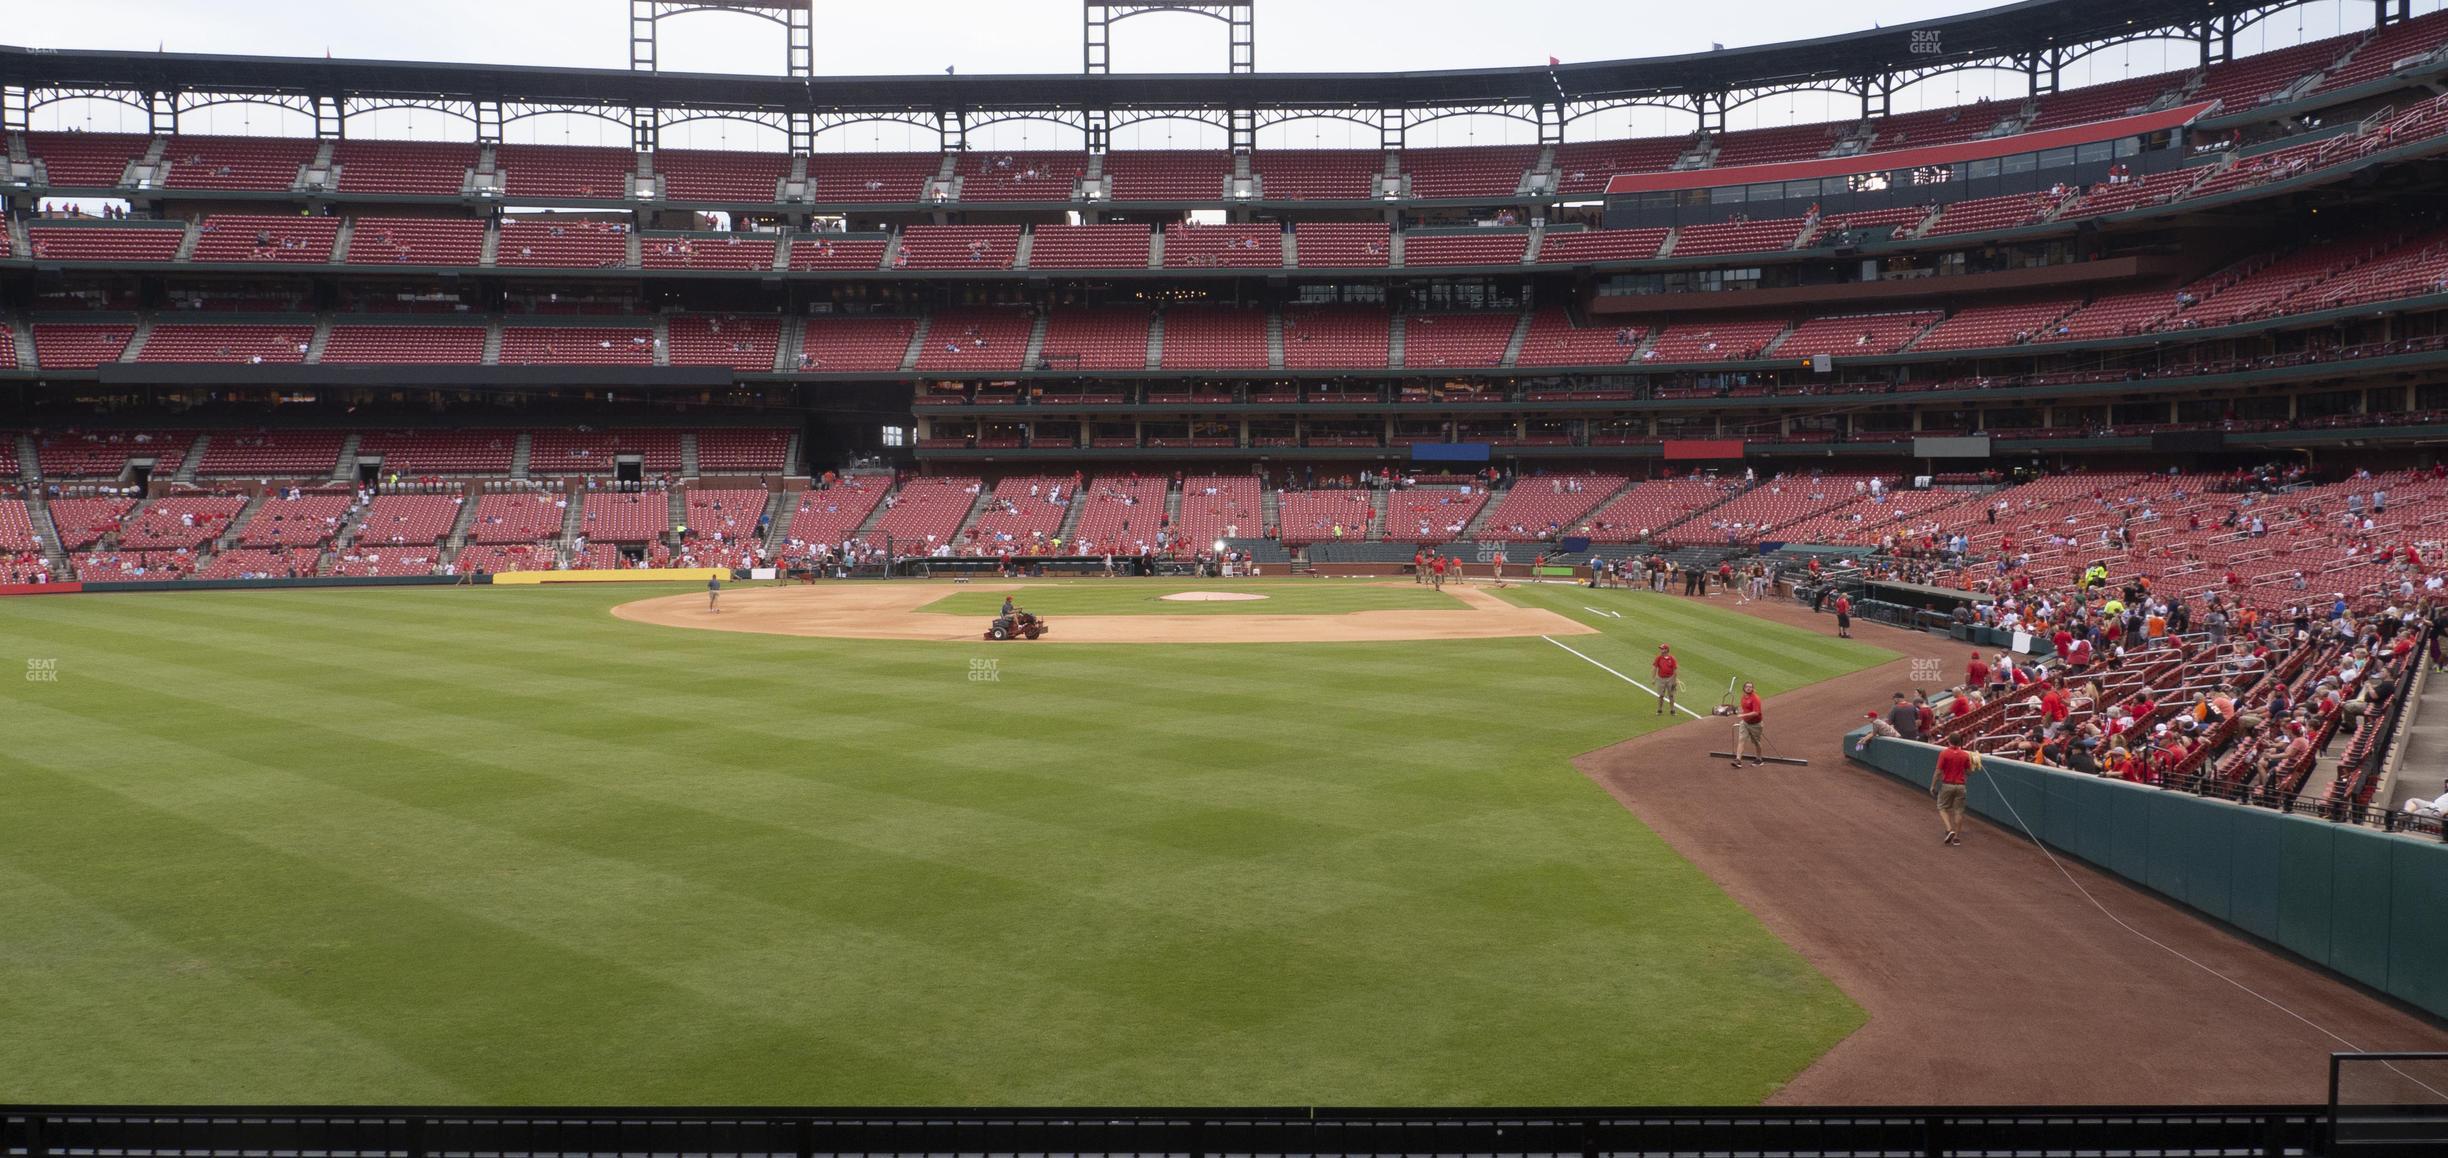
top-left (1848, 733), bottom-right (2448, 1021)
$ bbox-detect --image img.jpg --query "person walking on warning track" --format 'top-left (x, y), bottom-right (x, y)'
top-left (707, 571), bottom-right (722, 614)
top-left (1651, 644), bottom-right (1679, 715)
top-left (1832, 591), bottom-right (1854, 638)
top-left (1932, 741), bottom-right (1981, 845)
top-left (1730, 681), bottom-right (1765, 767)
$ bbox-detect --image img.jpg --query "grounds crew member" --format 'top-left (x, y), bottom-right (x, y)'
top-left (1730, 682), bottom-right (1765, 767)
top-left (1651, 644), bottom-right (1679, 715)
top-left (1932, 741), bottom-right (1981, 846)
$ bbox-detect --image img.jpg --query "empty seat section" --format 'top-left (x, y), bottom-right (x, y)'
top-left (33, 432), bottom-right (189, 479)
top-left (45, 498), bottom-right (136, 548)
top-left (914, 308), bottom-right (1033, 372)
top-left (529, 429), bottom-right (682, 475)
top-left (1671, 217), bottom-right (1807, 256)
top-left (1400, 145), bottom-right (1536, 198)
top-left (1867, 103), bottom-right (2012, 150)
top-left (238, 493), bottom-right (356, 547)
top-left (1385, 488), bottom-right (1490, 542)
top-left (196, 431), bottom-right (346, 476)
top-left (499, 324), bottom-right (656, 364)
top-left (695, 429), bottom-right (794, 473)
top-left (117, 495), bottom-right (248, 550)
top-left (333, 139), bottom-right (475, 194)
top-left (467, 492), bottom-right (569, 544)
top-left (2317, 12), bottom-right (2448, 94)
top-left (577, 492), bottom-right (667, 542)
top-left (24, 225), bottom-right (183, 262)
top-left (1802, 206), bottom-right (1932, 244)
top-left (1478, 474), bottom-right (1627, 539)
top-left (1773, 312), bottom-right (1940, 358)
top-left (1709, 121), bottom-right (1847, 167)
top-left (1643, 319), bottom-right (1787, 361)
top-left (1924, 192), bottom-right (2058, 236)
top-left (1401, 231), bottom-right (1528, 265)
top-left (138, 323), bottom-right (316, 363)
top-left (1028, 224), bottom-right (1152, 269)
top-left (356, 430), bottom-right (517, 476)
top-left (321, 324), bottom-right (487, 363)
top-left (1660, 478), bottom-right (1860, 545)
top-left (33, 323), bottom-right (137, 368)
top-left (655, 148), bottom-right (790, 201)
top-left (1102, 151), bottom-right (1232, 200)
top-left (497, 219), bottom-right (629, 267)
top-left (641, 233), bottom-right (776, 270)
top-left (1292, 222), bottom-right (1390, 267)
top-left (1163, 222), bottom-right (1280, 268)
top-left (797, 316), bottom-right (917, 371)
top-left (897, 224), bottom-right (1020, 269)
top-left (2193, 35), bottom-right (2354, 111)
top-left (1171, 475), bottom-right (1263, 546)
top-left (953, 151), bottom-right (1085, 202)
top-left (496, 144), bottom-right (633, 199)
top-left (1537, 227), bottom-right (1666, 263)
top-left (785, 236), bottom-right (888, 270)
top-left (350, 493), bottom-right (468, 546)
top-left (1578, 480), bottom-right (1751, 542)
top-left (672, 487), bottom-right (771, 567)
top-left (2029, 71), bottom-right (2186, 129)
top-left (961, 476), bottom-right (1069, 549)
top-left (1065, 477), bottom-right (1172, 553)
top-left (1909, 300), bottom-right (2079, 350)
top-left (1253, 150), bottom-right (1380, 199)
top-left (1516, 308), bottom-right (1642, 367)
top-left (1280, 306), bottom-right (1388, 369)
top-left (667, 315), bottom-right (779, 370)
top-left (190, 214), bottom-right (341, 263)
top-left (808, 152), bottom-right (940, 201)
top-left (781, 477), bottom-right (890, 545)
top-left (198, 547), bottom-right (319, 579)
top-left (1158, 306), bottom-right (1268, 369)
top-left (162, 135), bottom-right (316, 190)
top-left (1401, 313), bottom-right (1515, 367)
top-left (1276, 490), bottom-right (1375, 544)
top-left (25, 132), bottom-right (150, 187)
top-left (867, 476), bottom-right (981, 550)
top-left (1551, 137), bottom-right (1692, 194)
top-left (344, 216), bottom-right (486, 265)
top-left (1038, 308), bottom-right (1151, 371)
top-left (2035, 289), bottom-right (2180, 341)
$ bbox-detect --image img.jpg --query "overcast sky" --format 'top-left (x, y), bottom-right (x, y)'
top-left (6, 0), bottom-right (2413, 149)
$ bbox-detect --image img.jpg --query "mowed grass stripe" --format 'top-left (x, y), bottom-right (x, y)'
top-left (1, 584), bottom-right (1879, 1105)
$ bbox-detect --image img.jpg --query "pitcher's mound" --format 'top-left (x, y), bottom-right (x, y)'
top-left (1159, 591), bottom-right (1268, 602)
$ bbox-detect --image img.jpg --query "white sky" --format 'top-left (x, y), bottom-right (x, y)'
top-left (6, 0), bottom-right (2426, 150)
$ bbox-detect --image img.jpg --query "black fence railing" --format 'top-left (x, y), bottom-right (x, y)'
top-left (0, 1104), bottom-right (2336, 1157)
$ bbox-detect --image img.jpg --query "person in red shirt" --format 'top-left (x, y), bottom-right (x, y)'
top-left (1651, 644), bottom-right (1680, 716)
top-left (1948, 690), bottom-right (1977, 720)
top-left (1966, 651), bottom-right (1990, 689)
top-left (1412, 549), bottom-right (1427, 585)
top-left (1832, 593), bottom-right (1853, 638)
top-left (1731, 682), bottom-right (1766, 767)
top-left (2040, 685), bottom-right (2069, 723)
top-left (1429, 553), bottom-right (1448, 590)
top-left (1931, 742), bottom-right (1981, 845)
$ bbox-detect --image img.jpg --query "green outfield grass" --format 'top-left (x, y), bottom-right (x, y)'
top-left (920, 577), bottom-right (1466, 617)
top-left (0, 580), bottom-right (1891, 1106)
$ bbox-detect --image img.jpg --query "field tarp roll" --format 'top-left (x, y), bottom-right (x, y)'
top-left (1848, 731), bottom-right (2448, 1021)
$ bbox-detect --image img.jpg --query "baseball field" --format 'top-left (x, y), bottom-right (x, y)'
top-left (0, 578), bottom-right (1892, 1105)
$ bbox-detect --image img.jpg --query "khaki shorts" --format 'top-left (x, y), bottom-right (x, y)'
top-left (1739, 722), bottom-right (1764, 742)
top-left (1936, 783), bottom-right (1968, 812)
top-left (1657, 676), bottom-right (1679, 695)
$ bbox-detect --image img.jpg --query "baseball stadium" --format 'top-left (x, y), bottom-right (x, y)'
top-left (5, 0), bottom-right (2448, 1151)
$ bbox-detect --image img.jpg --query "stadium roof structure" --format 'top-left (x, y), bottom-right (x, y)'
top-left (0, 0), bottom-right (2400, 149)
